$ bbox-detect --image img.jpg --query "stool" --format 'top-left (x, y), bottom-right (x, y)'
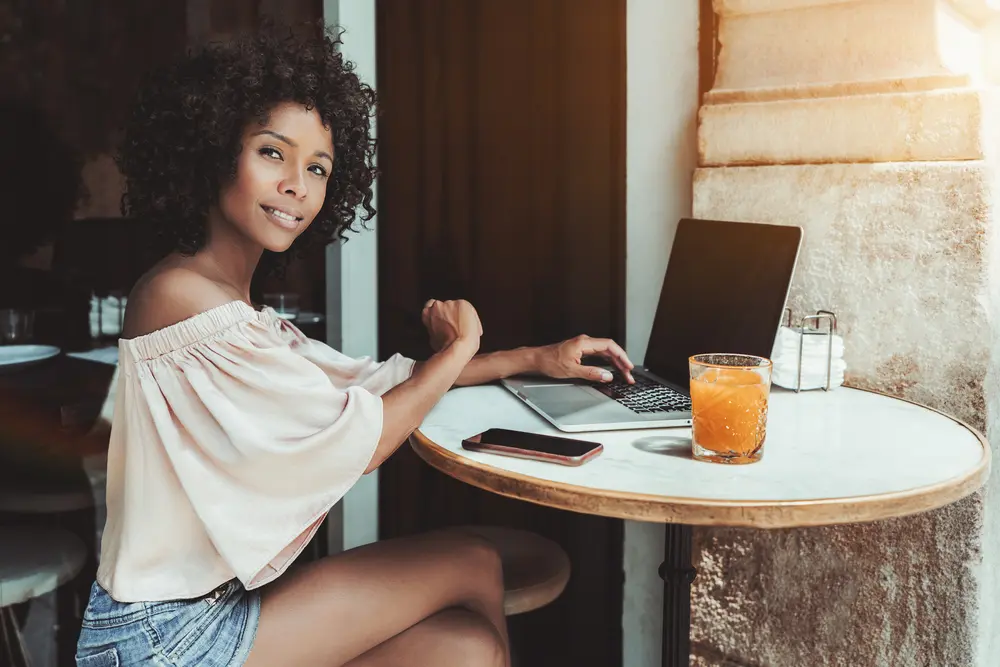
top-left (1, 525), bottom-right (86, 667)
top-left (1, 476), bottom-right (99, 666)
top-left (460, 526), bottom-right (571, 616)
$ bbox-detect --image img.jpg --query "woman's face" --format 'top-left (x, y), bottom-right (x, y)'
top-left (216, 102), bottom-right (334, 253)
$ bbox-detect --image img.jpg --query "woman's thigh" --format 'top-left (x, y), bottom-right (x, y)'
top-left (346, 608), bottom-right (505, 667)
top-left (243, 529), bottom-right (506, 667)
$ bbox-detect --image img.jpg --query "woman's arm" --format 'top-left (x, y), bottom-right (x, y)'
top-left (453, 347), bottom-right (538, 386)
top-left (366, 301), bottom-right (634, 471)
top-left (411, 335), bottom-right (636, 388)
top-left (365, 298), bottom-right (482, 473)
top-left (365, 339), bottom-right (478, 473)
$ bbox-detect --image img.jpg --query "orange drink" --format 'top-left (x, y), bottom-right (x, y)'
top-left (689, 354), bottom-right (772, 464)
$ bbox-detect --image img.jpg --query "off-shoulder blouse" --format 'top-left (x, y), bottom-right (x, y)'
top-left (96, 301), bottom-right (414, 602)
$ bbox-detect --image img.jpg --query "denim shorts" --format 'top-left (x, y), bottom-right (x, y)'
top-left (75, 579), bottom-right (261, 667)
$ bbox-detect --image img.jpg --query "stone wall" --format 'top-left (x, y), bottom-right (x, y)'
top-left (691, 1), bottom-right (1000, 665)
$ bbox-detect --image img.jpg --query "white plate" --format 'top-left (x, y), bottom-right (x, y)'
top-left (0, 345), bottom-right (61, 371)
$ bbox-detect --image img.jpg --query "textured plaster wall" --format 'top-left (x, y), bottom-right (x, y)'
top-left (691, 0), bottom-right (999, 664)
top-left (691, 161), bottom-right (998, 667)
top-left (695, 162), bottom-right (991, 425)
top-left (689, 498), bottom-right (985, 666)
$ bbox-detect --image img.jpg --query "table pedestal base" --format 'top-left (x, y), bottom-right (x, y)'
top-left (659, 524), bottom-right (696, 667)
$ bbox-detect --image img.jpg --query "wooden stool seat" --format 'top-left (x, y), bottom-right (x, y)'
top-left (462, 526), bottom-right (571, 616)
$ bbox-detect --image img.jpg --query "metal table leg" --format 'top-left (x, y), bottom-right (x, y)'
top-left (659, 523), bottom-right (696, 667)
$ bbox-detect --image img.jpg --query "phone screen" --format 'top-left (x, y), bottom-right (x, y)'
top-left (474, 428), bottom-right (600, 458)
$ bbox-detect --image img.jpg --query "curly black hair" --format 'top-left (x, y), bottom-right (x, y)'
top-left (117, 23), bottom-right (377, 271)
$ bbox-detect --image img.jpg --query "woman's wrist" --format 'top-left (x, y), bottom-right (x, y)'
top-left (524, 345), bottom-right (546, 375)
top-left (444, 336), bottom-right (480, 361)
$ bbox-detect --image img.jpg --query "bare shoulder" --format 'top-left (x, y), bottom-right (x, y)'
top-left (122, 264), bottom-right (240, 339)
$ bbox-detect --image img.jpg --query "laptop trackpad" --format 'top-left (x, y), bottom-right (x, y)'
top-left (521, 385), bottom-right (604, 419)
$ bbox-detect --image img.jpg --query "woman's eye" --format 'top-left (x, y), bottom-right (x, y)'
top-left (308, 164), bottom-right (329, 178)
top-left (259, 147), bottom-right (282, 160)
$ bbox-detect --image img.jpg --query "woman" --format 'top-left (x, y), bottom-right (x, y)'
top-left (75, 25), bottom-right (634, 667)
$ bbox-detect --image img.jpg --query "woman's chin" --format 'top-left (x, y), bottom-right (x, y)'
top-left (257, 231), bottom-right (298, 254)
top-left (263, 241), bottom-right (295, 254)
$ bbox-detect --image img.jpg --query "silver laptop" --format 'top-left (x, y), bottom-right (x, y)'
top-left (501, 218), bottom-right (803, 432)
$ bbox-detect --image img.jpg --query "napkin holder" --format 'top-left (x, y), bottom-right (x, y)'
top-left (780, 308), bottom-right (839, 393)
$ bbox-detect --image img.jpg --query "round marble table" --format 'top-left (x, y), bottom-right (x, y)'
top-left (409, 384), bottom-right (990, 667)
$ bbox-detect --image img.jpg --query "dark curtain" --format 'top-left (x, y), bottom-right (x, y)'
top-left (375, 1), bottom-right (627, 665)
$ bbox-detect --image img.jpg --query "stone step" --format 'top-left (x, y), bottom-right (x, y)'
top-left (716, 0), bottom-right (864, 15)
top-left (699, 88), bottom-right (987, 166)
top-left (714, 0), bottom-right (979, 92)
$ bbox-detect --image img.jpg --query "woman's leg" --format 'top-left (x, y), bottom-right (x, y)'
top-left (243, 529), bottom-right (509, 667)
top-left (345, 608), bottom-right (505, 666)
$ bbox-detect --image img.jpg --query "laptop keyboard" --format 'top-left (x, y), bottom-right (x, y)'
top-left (594, 374), bottom-right (692, 414)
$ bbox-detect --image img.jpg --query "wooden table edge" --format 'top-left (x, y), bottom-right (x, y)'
top-left (408, 387), bottom-right (991, 529)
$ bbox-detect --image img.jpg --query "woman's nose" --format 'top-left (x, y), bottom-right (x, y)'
top-left (279, 169), bottom-right (307, 199)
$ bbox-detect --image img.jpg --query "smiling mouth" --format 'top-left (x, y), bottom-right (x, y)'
top-left (261, 205), bottom-right (302, 227)
top-left (261, 205), bottom-right (302, 223)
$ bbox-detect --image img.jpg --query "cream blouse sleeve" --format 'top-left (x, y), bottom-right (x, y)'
top-left (123, 306), bottom-right (414, 589)
top-left (277, 320), bottom-right (415, 396)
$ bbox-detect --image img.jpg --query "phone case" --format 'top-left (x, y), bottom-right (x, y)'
top-left (462, 433), bottom-right (603, 466)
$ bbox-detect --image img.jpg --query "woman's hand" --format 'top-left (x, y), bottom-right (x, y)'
top-left (422, 298), bottom-right (483, 352)
top-left (535, 335), bottom-right (635, 384)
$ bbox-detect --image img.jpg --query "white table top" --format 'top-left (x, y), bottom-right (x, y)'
top-left (410, 385), bottom-right (990, 528)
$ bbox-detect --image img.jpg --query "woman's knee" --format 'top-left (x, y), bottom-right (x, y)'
top-left (461, 532), bottom-right (504, 580)
top-left (438, 529), bottom-right (504, 593)
top-left (433, 608), bottom-right (506, 666)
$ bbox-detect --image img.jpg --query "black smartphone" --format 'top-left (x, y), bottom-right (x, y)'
top-left (462, 428), bottom-right (603, 466)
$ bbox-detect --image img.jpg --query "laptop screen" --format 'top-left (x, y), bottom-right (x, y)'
top-left (644, 218), bottom-right (803, 388)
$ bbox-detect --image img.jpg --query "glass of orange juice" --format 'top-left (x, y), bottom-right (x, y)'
top-left (689, 353), bottom-right (772, 464)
